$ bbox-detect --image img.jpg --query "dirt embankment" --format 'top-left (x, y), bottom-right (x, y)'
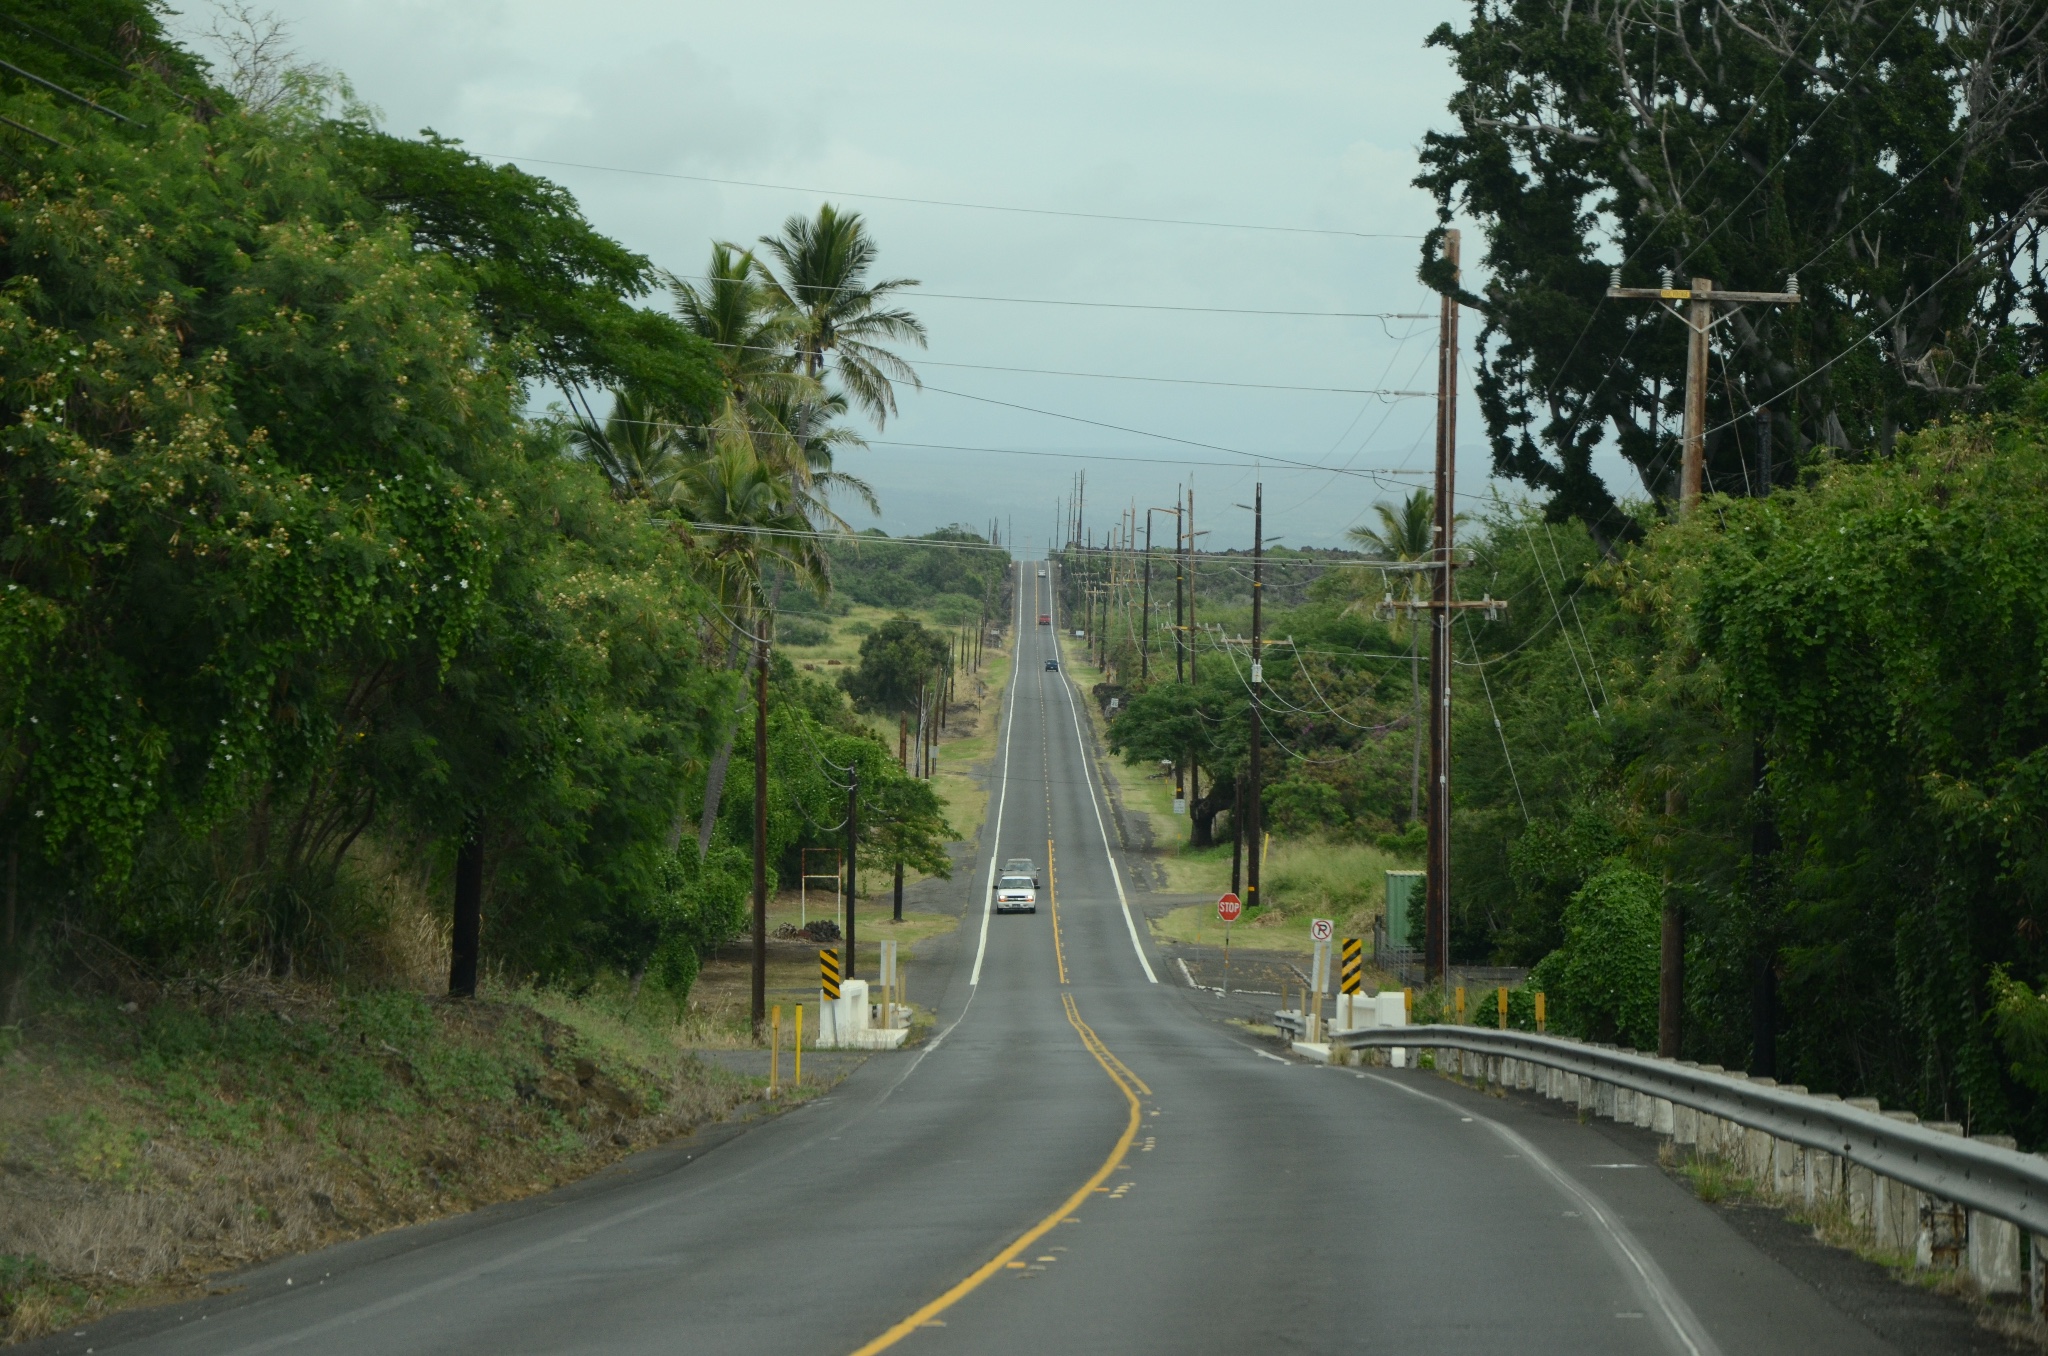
top-left (0, 976), bottom-right (760, 1344)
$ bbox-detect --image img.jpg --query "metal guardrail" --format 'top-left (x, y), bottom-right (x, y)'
top-left (1348, 1025), bottom-right (2048, 1236)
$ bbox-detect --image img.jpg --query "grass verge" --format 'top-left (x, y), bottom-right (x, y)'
top-left (0, 976), bottom-right (760, 1344)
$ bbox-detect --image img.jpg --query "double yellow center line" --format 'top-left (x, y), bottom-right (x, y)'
top-left (846, 993), bottom-right (1148, 1355)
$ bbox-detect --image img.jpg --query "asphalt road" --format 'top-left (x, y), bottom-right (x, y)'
top-left (47, 562), bottom-right (1978, 1356)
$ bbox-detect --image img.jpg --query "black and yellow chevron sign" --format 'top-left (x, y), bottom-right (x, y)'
top-left (1340, 938), bottom-right (1363, 994)
top-left (820, 948), bottom-right (841, 999)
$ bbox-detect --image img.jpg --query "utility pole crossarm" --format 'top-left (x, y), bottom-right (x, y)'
top-left (1606, 271), bottom-right (1800, 516)
top-left (1606, 285), bottom-right (1801, 305)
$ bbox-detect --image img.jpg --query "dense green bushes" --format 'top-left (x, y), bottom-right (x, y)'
top-left (0, 1), bottom-right (944, 1018)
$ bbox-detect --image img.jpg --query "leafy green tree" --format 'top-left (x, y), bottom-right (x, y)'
top-left (1529, 862), bottom-right (1662, 1048)
top-left (0, 14), bottom-right (742, 1004)
top-left (1417, 1), bottom-right (2048, 538)
top-left (1108, 663), bottom-right (1248, 847)
top-left (840, 616), bottom-right (950, 716)
top-left (756, 204), bottom-right (927, 425)
top-left (333, 128), bottom-right (721, 413)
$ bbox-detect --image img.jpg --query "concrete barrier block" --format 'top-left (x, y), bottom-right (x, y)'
top-left (1634, 1091), bottom-right (1655, 1130)
top-left (1918, 1122), bottom-right (1966, 1269)
top-left (1375, 990), bottom-right (1407, 1027)
top-left (1873, 1111), bottom-right (1921, 1255)
top-left (816, 980), bottom-right (870, 1047)
top-left (1744, 1127), bottom-right (1773, 1183)
top-left (1615, 1086), bottom-right (1635, 1122)
top-left (1596, 1081), bottom-right (1617, 1119)
top-left (2031, 1226), bottom-right (2048, 1316)
top-left (1672, 1102), bottom-right (1696, 1145)
top-left (1652, 1097), bottom-right (1673, 1135)
top-left (1772, 1134), bottom-right (1803, 1198)
top-left (1848, 1164), bottom-right (1875, 1236)
top-left (1968, 1135), bottom-right (2021, 1294)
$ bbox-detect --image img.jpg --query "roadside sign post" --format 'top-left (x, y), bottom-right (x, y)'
top-left (1310, 922), bottom-right (1333, 1042)
top-left (880, 940), bottom-right (899, 1031)
top-left (1217, 892), bottom-right (1241, 996)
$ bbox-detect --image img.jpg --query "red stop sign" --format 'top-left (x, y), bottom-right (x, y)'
top-left (1217, 892), bottom-right (1242, 923)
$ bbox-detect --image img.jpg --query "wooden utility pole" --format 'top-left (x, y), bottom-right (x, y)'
top-left (844, 764), bottom-right (859, 978)
top-left (1606, 269), bottom-right (1799, 1049)
top-left (1185, 487), bottom-right (1199, 829)
top-left (1604, 272), bottom-right (1800, 514)
top-left (1246, 481), bottom-right (1264, 914)
top-left (751, 625), bottom-right (769, 1036)
top-left (1143, 503), bottom-right (1182, 685)
top-left (448, 831), bottom-right (483, 998)
top-left (1141, 510), bottom-right (1153, 681)
top-left (895, 714), bottom-right (908, 922)
top-left (1426, 231), bottom-right (1461, 992)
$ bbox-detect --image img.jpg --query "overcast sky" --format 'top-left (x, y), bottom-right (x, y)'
top-left (203, 0), bottom-right (1594, 557)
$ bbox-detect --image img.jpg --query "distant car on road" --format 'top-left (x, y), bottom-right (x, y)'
top-left (1045, 659), bottom-right (1059, 671)
top-left (1038, 613), bottom-right (1051, 625)
top-left (1002, 856), bottom-right (1041, 887)
top-left (995, 873), bottom-right (1038, 914)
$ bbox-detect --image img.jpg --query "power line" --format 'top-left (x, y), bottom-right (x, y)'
top-left (665, 272), bottom-right (1436, 320)
top-left (578, 413), bottom-right (1441, 480)
top-left (1461, 613), bottom-right (1529, 823)
top-left (917, 357), bottom-right (1433, 397)
top-left (476, 151), bottom-right (1426, 240)
top-left (921, 383), bottom-right (1447, 483)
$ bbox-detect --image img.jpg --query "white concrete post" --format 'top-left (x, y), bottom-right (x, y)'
top-left (1966, 1134), bottom-right (2021, 1294)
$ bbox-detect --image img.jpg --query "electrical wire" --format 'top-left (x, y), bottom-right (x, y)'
top-left (916, 357), bottom-right (1433, 397)
top-left (582, 412), bottom-right (1442, 482)
top-left (475, 151), bottom-right (1426, 240)
top-left (663, 271), bottom-right (1437, 321)
top-left (1542, 522), bottom-right (1610, 708)
top-left (1461, 612), bottom-right (1529, 823)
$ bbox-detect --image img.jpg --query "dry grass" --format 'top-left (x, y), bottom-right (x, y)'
top-left (0, 975), bottom-right (759, 1345)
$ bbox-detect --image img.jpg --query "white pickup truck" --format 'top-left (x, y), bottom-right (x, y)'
top-left (994, 869), bottom-right (1038, 914)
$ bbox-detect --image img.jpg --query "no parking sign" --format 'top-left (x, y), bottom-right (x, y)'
top-left (1310, 917), bottom-right (1333, 942)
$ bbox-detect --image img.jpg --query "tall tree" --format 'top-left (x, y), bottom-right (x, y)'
top-left (1418, 1), bottom-right (2048, 541)
top-left (756, 204), bottom-right (928, 426)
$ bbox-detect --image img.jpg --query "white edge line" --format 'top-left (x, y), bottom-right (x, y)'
top-left (1365, 1073), bottom-right (1721, 1356)
top-left (969, 562), bottom-right (1025, 987)
top-left (1047, 563), bottom-right (1158, 984)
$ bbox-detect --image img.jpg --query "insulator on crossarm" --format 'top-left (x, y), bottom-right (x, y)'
top-left (1787, 273), bottom-right (1800, 298)
top-left (1609, 265), bottom-right (1622, 288)
top-left (1659, 267), bottom-right (1674, 290)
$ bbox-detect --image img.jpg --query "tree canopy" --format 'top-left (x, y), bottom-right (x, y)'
top-left (1420, 0), bottom-right (2048, 539)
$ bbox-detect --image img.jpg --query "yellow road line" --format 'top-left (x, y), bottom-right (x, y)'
top-left (845, 993), bottom-right (1145, 1355)
top-left (1048, 836), bottom-right (1066, 983)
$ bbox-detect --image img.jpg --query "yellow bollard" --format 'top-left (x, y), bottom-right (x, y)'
top-left (794, 1004), bottom-right (803, 1088)
top-left (1535, 991), bottom-right (1547, 1033)
top-left (1498, 986), bottom-right (1509, 1030)
top-left (1454, 986), bottom-right (1466, 1025)
top-left (769, 1005), bottom-right (781, 1093)
top-left (1403, 986), bottom-right (1413, 1021)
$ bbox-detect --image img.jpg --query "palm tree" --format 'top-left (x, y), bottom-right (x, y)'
top-left (570, 387), bottom-right (688, 501)
top-left (756, 204), bottom-right (927, 427)
top-left (668, 438), bottom-right (833, 855)
top-left (1347, 490), bottom-right (1461, 824)
top-left (665, 243), bottom-right (879, 854)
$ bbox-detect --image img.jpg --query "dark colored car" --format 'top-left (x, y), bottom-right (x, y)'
top-left (1045, 659), bottom-right (1059, 671)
